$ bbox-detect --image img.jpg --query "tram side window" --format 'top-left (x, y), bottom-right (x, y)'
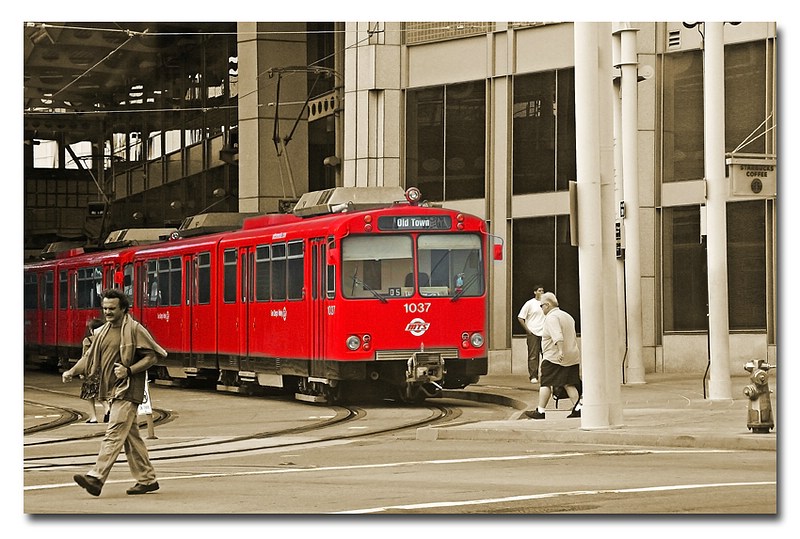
top-left (158, 259), bottom-right (171, 305)
top-left (42, 271), bottom-right (54, 309)
top-left (197, 252), bottom-right (211, 304)
top-left (342, 235), bottom-right (413, 299)
top-left (255, 245), bottom-right (270, 301)
top-left (169, 257), bottom-right (181, 305)
top-left (59, 270), bottom-right (68, 310)
top-left (287, 240), bottom-right (304, 300)
top-left (24, 274), bottom-right (38, 309)
top-left (146, 261), bottom-right (160, 305)
top-left (77, 267), bottom-right (103, 308)
top-left (326, 236), bottom-right (336, 299)
top-left (271, 243), bottom-right (287, 301)
top-left (123, 264), bottom-right (134, 304)
top-left (223, 248), bottom-right (237, 303)
top-left (144, 257), bottom-right (181, 306)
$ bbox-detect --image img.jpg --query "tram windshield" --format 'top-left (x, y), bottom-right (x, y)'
top-left (341, 233), bottom-right (483, 300)
top-left (417, 234), bottom-right (484, 298)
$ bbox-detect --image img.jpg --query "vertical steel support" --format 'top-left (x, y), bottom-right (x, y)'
top-left (703, 23), bottom-right (733, 400)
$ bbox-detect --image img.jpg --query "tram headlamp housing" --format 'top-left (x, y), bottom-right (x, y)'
top-left (470, 332), bottom-right (484, 348)
top-left (405, 187), bottom-right (422, 204)
top-left (346, 335), bottom-right (361, 351)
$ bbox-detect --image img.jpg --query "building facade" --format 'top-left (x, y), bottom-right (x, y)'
top-left (333, 21), bottom-right (777, 377)
top-left (24, 21), bottom-right (777, 378)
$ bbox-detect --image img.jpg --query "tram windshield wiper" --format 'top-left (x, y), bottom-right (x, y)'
top-left (352, 276), bottom-right (388, 303)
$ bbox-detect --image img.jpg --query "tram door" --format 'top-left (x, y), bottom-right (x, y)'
top-left (309, 237), bottom-right (328, 377)
top-left (216, 247), bottom-right (240, 371)
top-left (24, 272), bottom-right (41, 345)
top-left (185, 252), bottom-right (216, 369)
top-left (40, 270), bottom-right (56, 347)
top-left (182, 257), bottom-right (194, 369)
top-left (238, 247), bottom-right (254, 371)
top-left (56, 269), bottom-right (70, 348)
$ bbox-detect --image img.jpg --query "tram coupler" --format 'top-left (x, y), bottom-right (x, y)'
top-left (406, 352), bottom-right (445, 383)
top-left (743, 359), bottom-right (776, 434)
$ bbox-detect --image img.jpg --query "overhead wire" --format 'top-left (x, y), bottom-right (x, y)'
top-left (51, 29), bottom-right (142, 100)
top-left (25, 20), bottom-right (497, 137)
top-left (25, 22), bottom-right (389, 119)
top-left (25, 22), bottom-right (396, 143)
top-left (730, 113), bottom-right (775, 154)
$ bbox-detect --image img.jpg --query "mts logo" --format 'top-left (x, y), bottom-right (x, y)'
top-left (405, 318), bottom-right (430, 337)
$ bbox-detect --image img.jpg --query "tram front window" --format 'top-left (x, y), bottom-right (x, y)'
top-left (417, 234), bottom-right (484, 298)
top-left (342, 235), bottom-right (414, 299)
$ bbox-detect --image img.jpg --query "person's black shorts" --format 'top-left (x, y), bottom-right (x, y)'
top-left (540, 361), bottom-right (581, 388)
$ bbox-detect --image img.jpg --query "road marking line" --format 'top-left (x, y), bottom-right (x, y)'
top-left (23, 448), bottom-right (740, 492)
top-left (333, 481), bottom-right (778, 514)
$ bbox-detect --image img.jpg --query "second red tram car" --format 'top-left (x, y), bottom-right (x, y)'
top-left (24, 187), bottom-right (494, 403)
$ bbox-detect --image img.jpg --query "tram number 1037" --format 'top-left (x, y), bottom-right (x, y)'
top-left (404, 302), bottom-right (431, 314)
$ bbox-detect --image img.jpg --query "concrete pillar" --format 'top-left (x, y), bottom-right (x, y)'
top-left (703, 22), bottom-right (733, 401)
top-left (237, 22), bottom-right (309, 213)
top-left (342, 22), bottom-right (403, 188)
top-left (597, 23), bottom-right (625, 426)
top-left (487, 70), bottom-right (512, 373)
top-left (573, 22), bottom-right (624, 429)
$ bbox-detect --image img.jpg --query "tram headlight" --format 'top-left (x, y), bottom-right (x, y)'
top-left (346, 335), bottom-right (361, 351)
top-left (405, 187), bottom-right (422, 204)
top-left (470, 332), bottom-right (484, 348)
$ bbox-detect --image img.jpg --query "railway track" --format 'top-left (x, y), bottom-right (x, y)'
top-left (24, 393), bottom-right (463, 471)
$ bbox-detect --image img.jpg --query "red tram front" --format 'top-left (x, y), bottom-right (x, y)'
top-left (307, 196), bottom-right (490, 402)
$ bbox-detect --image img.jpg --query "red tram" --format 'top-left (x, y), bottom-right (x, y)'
top-left (23, 187), bottom-right (495, 403)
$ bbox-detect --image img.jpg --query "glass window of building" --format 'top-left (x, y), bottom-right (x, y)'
top-left (511, 216), bottom-right (580, 334)
top-left (662, 50), bottom-right (704, 183)
top-left (512, 68), bottom-right (576, 194)
top-left (662, 206), bottom-right (708, 331)
top-left (663, 202), bottom-right (769, 333)
top-left (406, 80), bottom-right (486, 201)
top-left (663, 40), bottom-right (771, 183)
top-left (725, 40), bottom-right (770, 154)
top-left (727, 200), bottom-right (767, 330)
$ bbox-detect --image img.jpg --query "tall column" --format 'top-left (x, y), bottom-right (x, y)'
top-left (616, 24), bottom-right (646, 384)
top-left (487, 41), bottom-right (512, 373)
top-left (703, 22), bottom-right (732, 400)
top-left (237, 22), bottom-right (309, 213)
top-left (597, 23), bottom-right (625, 426)
top-left (573, 23), bottom-right (623, 429)
top-left (342, 22), bottom-right (403, 188)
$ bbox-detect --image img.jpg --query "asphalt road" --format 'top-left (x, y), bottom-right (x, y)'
top-left (23, 370), bottom-right (776, 519)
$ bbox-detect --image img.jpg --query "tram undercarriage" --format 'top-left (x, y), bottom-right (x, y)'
top-left (150, 353), bottom-right (485, 404)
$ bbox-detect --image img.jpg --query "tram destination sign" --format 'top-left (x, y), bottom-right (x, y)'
top-left (378, 215), bottom-right (452, 231)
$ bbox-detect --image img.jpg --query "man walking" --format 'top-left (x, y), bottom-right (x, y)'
top-left (524, 292), bottom-right (582, 419)
top-left (62, 288), bottom-right (167, 496)
top-left (517, 285), bottom-right (545, 383)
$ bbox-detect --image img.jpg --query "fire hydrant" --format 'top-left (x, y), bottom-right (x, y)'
top-left (743, 359), bottom-right (775, 433)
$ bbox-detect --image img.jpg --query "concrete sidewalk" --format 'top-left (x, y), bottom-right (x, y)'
top-left (420, 373), bottom-right (777, 452)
